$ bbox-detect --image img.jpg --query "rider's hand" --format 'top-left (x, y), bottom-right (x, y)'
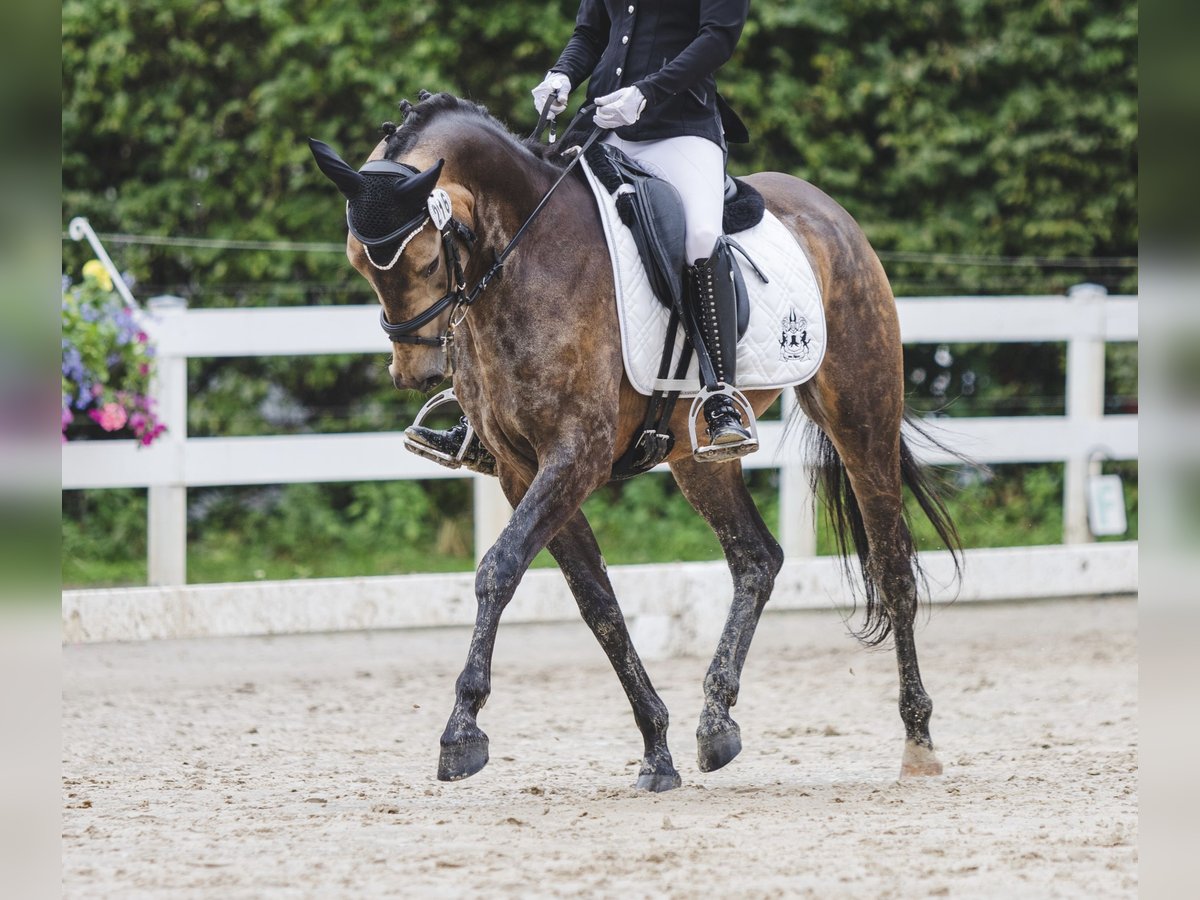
top-left (593, 86), bottom-right (647, 129)
top-left (531, 72), bottom-right (571, 117)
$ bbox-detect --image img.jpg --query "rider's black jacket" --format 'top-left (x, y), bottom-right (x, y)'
top-left (551, 0), bottom-right (749, 146)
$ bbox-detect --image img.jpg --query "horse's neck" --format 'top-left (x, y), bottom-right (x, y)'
top-left (451, 135), bottom-right (556, 248)
top-left (437, 127), bottom-right (612, 388)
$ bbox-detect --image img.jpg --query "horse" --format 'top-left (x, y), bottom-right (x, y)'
top-left (311, 91), bottom-right (961, 791)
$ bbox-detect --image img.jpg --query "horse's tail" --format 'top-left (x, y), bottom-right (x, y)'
top-left (802, 411), bottom-right (965, 646)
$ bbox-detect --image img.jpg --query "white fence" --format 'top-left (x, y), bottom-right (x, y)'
top-left (62, 280), bottom-right (1137, 588)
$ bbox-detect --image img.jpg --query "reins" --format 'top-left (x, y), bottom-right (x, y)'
top-left (380, 96), bottom-right (600, 350)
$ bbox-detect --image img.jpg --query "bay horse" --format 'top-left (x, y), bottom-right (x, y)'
top-left (312, 91), bottom-right (960, 791)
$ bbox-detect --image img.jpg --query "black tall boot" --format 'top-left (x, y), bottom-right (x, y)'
top-left (687, 250), bottom-right (755, 457)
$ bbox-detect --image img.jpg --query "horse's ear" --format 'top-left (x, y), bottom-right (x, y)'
top-left (390, 158), bottom-right (445, 207)
top-left (308, 138), bottom-right (364, 200)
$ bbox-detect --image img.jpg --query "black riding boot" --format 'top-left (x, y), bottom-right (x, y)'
top-left (687, 251), bottom-right (755, 456)
top-left (405, 416), bottom-right (497, 476)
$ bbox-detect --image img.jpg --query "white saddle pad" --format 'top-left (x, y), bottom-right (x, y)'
top-left (581, 158), bottom-right (826, 398)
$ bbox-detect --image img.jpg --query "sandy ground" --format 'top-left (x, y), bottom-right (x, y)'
top-left (62, 597), bottom-right (1137, 898)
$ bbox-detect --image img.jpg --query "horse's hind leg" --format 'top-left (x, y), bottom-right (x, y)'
top-left (548, 512), bottom-right (681, 791)
top-left (795, 382), bottom-right (945, 778)
top-left (669, 457), bottom-right (784, 772)
top-left (858, 488), bottom-right (944, 777)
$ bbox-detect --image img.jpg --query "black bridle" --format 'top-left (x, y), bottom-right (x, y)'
top-left (378, 97), bottom-right (600, 349)
top-left (377, 218), bottom-right (476, 347)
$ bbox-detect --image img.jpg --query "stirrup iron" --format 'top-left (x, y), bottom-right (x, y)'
top-left (687, 384), bottom-right (759, 463)
top-left (402, 388), bottom-right (476, 469)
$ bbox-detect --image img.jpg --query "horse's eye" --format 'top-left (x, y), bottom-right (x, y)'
top-left (424, 257), bottom-right (440, 278)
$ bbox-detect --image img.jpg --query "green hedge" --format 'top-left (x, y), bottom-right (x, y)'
top-left (63, 0), bottom-right (1136, 297)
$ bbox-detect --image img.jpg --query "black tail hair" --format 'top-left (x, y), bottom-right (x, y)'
top-left (803, 411), bottom-right (966, 646)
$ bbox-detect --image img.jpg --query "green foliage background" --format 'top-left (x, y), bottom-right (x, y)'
top-left (61, 0), bottom-right (1138, 586)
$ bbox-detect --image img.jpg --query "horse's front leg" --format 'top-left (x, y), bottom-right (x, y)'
top-left (548, 512), bottom-right (681, 791)
top-left (437, 458), bottom-right (603, 782)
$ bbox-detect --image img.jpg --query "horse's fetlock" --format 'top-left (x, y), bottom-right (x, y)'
top-left (900, 690), bottom-right (932, 727)
top-left (454, 672), bottom-right (490, 711)
top-left (703, 670), bottom-right (739, 706)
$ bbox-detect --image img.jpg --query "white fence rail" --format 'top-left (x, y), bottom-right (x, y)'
top-left (62, 286), bottom-right (1138, 587)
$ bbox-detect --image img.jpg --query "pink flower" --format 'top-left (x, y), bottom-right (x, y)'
top-left (139, 424), bottom-right (166, 446)
top-left (89, 402), bottom-right (128, 432)
top-left (138, 363), bottom-right (150, 375)
top-left (137, 331), bottom-right (149, 343)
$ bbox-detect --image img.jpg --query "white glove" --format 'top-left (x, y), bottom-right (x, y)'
top-left (594, 86), bottom-right (646, 129)
top-left (531, 72), bottom-right (571, 116)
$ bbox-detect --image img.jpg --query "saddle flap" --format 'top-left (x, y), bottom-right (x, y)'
top-left (592, 144), bottom-right (688, 315)
top-left (632, 178), bottom-right (686, 305)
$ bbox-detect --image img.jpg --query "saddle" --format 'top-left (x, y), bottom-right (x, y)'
top-left (581, 143), bottom-right (772, 477)
top-left (581, 143), bottom-right (765, 340)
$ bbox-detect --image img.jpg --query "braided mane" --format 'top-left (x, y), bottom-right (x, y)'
top-left (381, 90), bottom-right (568, 166)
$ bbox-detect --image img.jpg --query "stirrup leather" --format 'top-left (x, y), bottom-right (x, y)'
top-left (686, 384), bottom-right (759, 463)
top-left (402, 389), bottom-right (478, 470)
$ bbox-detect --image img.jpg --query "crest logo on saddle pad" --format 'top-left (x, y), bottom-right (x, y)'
top-left (779, 307), bottom-right (813, 362)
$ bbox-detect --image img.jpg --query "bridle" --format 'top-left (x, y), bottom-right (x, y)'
top-left (374, 97), bottom-right (601, 351)
top-left (374, 214), bottom-right (477, 348)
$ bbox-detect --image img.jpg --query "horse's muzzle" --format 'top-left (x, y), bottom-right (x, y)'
top-left (391, 367), bottom-right (444, 394)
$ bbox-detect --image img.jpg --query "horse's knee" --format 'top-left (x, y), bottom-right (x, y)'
top-left (475, 539), bottom-right (524, 602)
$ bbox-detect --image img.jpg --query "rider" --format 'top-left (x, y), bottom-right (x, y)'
top-left (408, 0), bottom-right (754, 468)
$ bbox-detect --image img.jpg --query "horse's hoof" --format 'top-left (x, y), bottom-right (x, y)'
top-left (635, 770), bottom-right (682, 792)
top-left (899, 740), bottom-right (943, 778)
top-left (697, 723), bottom-right (742, 772)
top-left (437, 739), bottom-right (490, 782)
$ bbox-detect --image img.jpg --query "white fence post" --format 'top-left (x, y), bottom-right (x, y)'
top-left (1063, 284), bottom-right (1108, 544)
top-left (145, 296), bottom-right (188, 585)
top-left (473, 476), bottom-right (511, 565)
top-left (778, 390), bottom-right (817, 557)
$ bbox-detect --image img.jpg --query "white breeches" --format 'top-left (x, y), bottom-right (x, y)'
top-left (602, 132), bottom-right (725, 263)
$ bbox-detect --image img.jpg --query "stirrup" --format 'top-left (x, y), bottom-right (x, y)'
top-left (687, 384), bottom-right (759, 463)
top-left (402, 388), bottom-right (477, 470)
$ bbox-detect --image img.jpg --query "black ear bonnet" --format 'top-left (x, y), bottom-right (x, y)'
top-left (309, 138), bottom-right (445, 260)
